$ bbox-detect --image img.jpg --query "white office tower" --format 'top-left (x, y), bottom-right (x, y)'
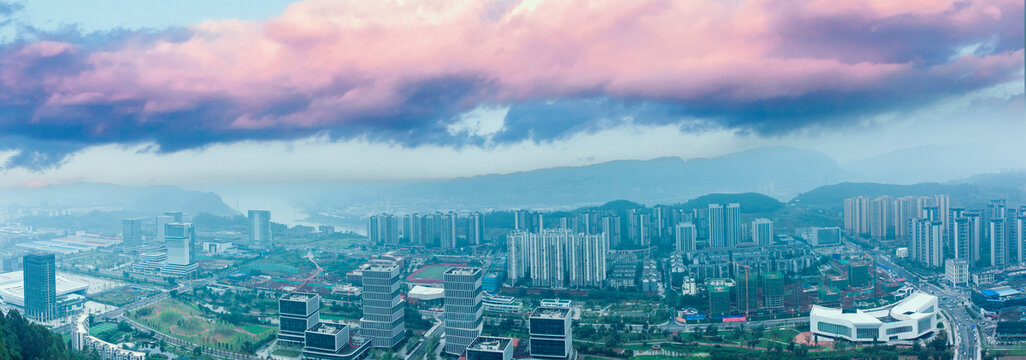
top-left (507, 229), bottom-right (607, 289)
top-left (909, 219), bottom-right (942, 268)
top-left (991, 219), bottom-right (1007, 268)
top-left (751, 218), bottom-right (773, 246)
top-left (707, 204), bottom-right (725, 247)
top-left (248, 210), bottom-right (272, 248)
top-left (162, 223), bottom-right (197, 277)
top-left (843, 196), bottom-right (870, 235)
top-left (443, 267), bottom-right (483, 356)
top-left (675, 223), bottom-right (697, 253)
top-left (155, 215), bottom-right (173, 244)
top-left (360, 261), bottom-right (405, 348)
top-left (870, 196), bottom-right (893, 239)
top-left (725, 203), bottom-right (742, 247)
top-left (122, 218), bottom-right (144, 253)
top-left (945, 259), bottom-right (969, 286)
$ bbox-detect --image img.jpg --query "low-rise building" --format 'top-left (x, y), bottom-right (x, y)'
top-left (467, 336), bottom-right (514, 360)
top-left (810, 292), bottom-right (938, 343)
top-left (945, 259), bottom-right (969, 286)
top-left (72, 314), bottom-right (145, 360)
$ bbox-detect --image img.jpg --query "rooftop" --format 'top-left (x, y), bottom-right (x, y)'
top-left (444, 267), bottom-right (482, 276)
top-left (365, 262), bottom-right (399, 272)
top-left (308, 321), bottom-right (348, 335)
top-left (281, 292), bottom-right (318, 302)
top-left (531, 306), bottom-right (570, 319)
top-left (469, 336), bottom-right (512, 352)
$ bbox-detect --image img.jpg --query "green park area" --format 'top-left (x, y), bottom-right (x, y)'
top-left (128, 298), bottom-right (276, 353)
top-left (414, 265), bottom-right (450, 280)
top-left (88, 286), bottom-right (160, 306)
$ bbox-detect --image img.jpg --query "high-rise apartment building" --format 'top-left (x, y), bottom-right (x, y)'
top-left (23, 253), bottom-right (57, 321)
top-left (708, 204), bottom-right (724, 247)
top-left (162, 223), bottom-right (197, 277)
top-left (248, 210), bottom-right (272, 248)
top-left (763, 272), bottom-right (785, 309)
top-left (910, 218), bottom-right (943, 268)
top-left (469, 212), bottom-right (485, 245)
top-left (991, 219), bottom-right (1007, 268)
top-left (627, 209), bottom-right (650, 248)
top-left (367, 213), bottom-right (400, 246)
top-left (751, 218), bottom-right (773, 246)
top-left (443, 267), bottom-right (483, 356)
top-left (507, 230), bottom-right (606, 288)
top-left (870, 196), bottom-right (893, 239)
top-left (441, 212), bottom-right (458, 250)
top-left (707, 203), bottom-right (742, 248)
top-left (360, 261), bottom-right (404, 348)
top-left (894, 196), bottom-right (924, 241)
top-left (844, 196), bottom-right (870, 235)
top-left (675, 223), bottom-right (697, 253)
top-left (725, 203), bottom-right (742, 247)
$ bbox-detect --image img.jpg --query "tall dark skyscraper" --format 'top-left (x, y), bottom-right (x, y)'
top-left (23, 253), bottom-right (57, 321)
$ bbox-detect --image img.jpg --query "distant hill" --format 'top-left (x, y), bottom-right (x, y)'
top-left (789, 180), bottom-right (1026, 211)
top-left (0, 183), bottom-right (237, 216)
top-left (302, 146), bottom-right (855, 215)
top-left (842, 144), bottom-right (1023, 184)
top-left (680, 193), bottom-right (784, 213)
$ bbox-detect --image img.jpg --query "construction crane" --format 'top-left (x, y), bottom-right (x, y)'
top-left (727, 260), bottom-right (753, 317)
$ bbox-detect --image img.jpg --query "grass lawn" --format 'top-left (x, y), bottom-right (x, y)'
top-left (761, 328), bottom-right (800, 343)
top-left (89, 286), bottom-right (160, 306)
top-left (89, 322), bottom-right (118, 336)
top-left (412, 265), bottom-right (452, 280)
top-left (129, 298), bottom-right (276, 353)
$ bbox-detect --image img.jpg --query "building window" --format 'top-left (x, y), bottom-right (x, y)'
top-left (886, 326), bottom-right (913, 335)
top-left (816, 322), bottom-right (851, 337)
top-left (856, 328), bottom-right (879, 339)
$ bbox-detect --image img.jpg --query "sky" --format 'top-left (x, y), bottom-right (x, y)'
top-left (0, 0), bottom-right (1023, 189)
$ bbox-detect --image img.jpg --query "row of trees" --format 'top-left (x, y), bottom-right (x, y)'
top-left (0, 311), bottom-right (99, 360)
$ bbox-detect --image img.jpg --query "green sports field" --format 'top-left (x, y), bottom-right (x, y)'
top-left (128, 298), bottom-right (275, 353)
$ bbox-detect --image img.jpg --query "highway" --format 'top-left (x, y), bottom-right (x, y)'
top-left (869, 250), bottom-right (981, 360)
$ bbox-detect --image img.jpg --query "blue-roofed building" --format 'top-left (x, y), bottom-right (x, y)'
top-left (973, 286), bottom-right (1026, 311)
top-left (483, 271), bottom-right (504, 293)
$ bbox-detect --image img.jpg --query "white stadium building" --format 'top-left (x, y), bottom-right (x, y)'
top-left (810, 292), bottom-right (939, 343)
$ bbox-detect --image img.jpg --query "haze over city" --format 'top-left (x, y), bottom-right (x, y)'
top-left (0, 1), bottom-right (1022, 360)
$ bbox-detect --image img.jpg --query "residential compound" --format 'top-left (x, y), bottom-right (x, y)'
top-left (507, 229), bottom-right (607, 288)
top-left (845, 196), bottom-right (1026, 270)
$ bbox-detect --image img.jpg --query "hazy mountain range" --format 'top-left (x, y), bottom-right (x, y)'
top-left (2, 146), bottom-right (1024, 229)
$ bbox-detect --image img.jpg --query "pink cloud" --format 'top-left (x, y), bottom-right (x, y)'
top-left (9, 0), bottom-right (1026, 133)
